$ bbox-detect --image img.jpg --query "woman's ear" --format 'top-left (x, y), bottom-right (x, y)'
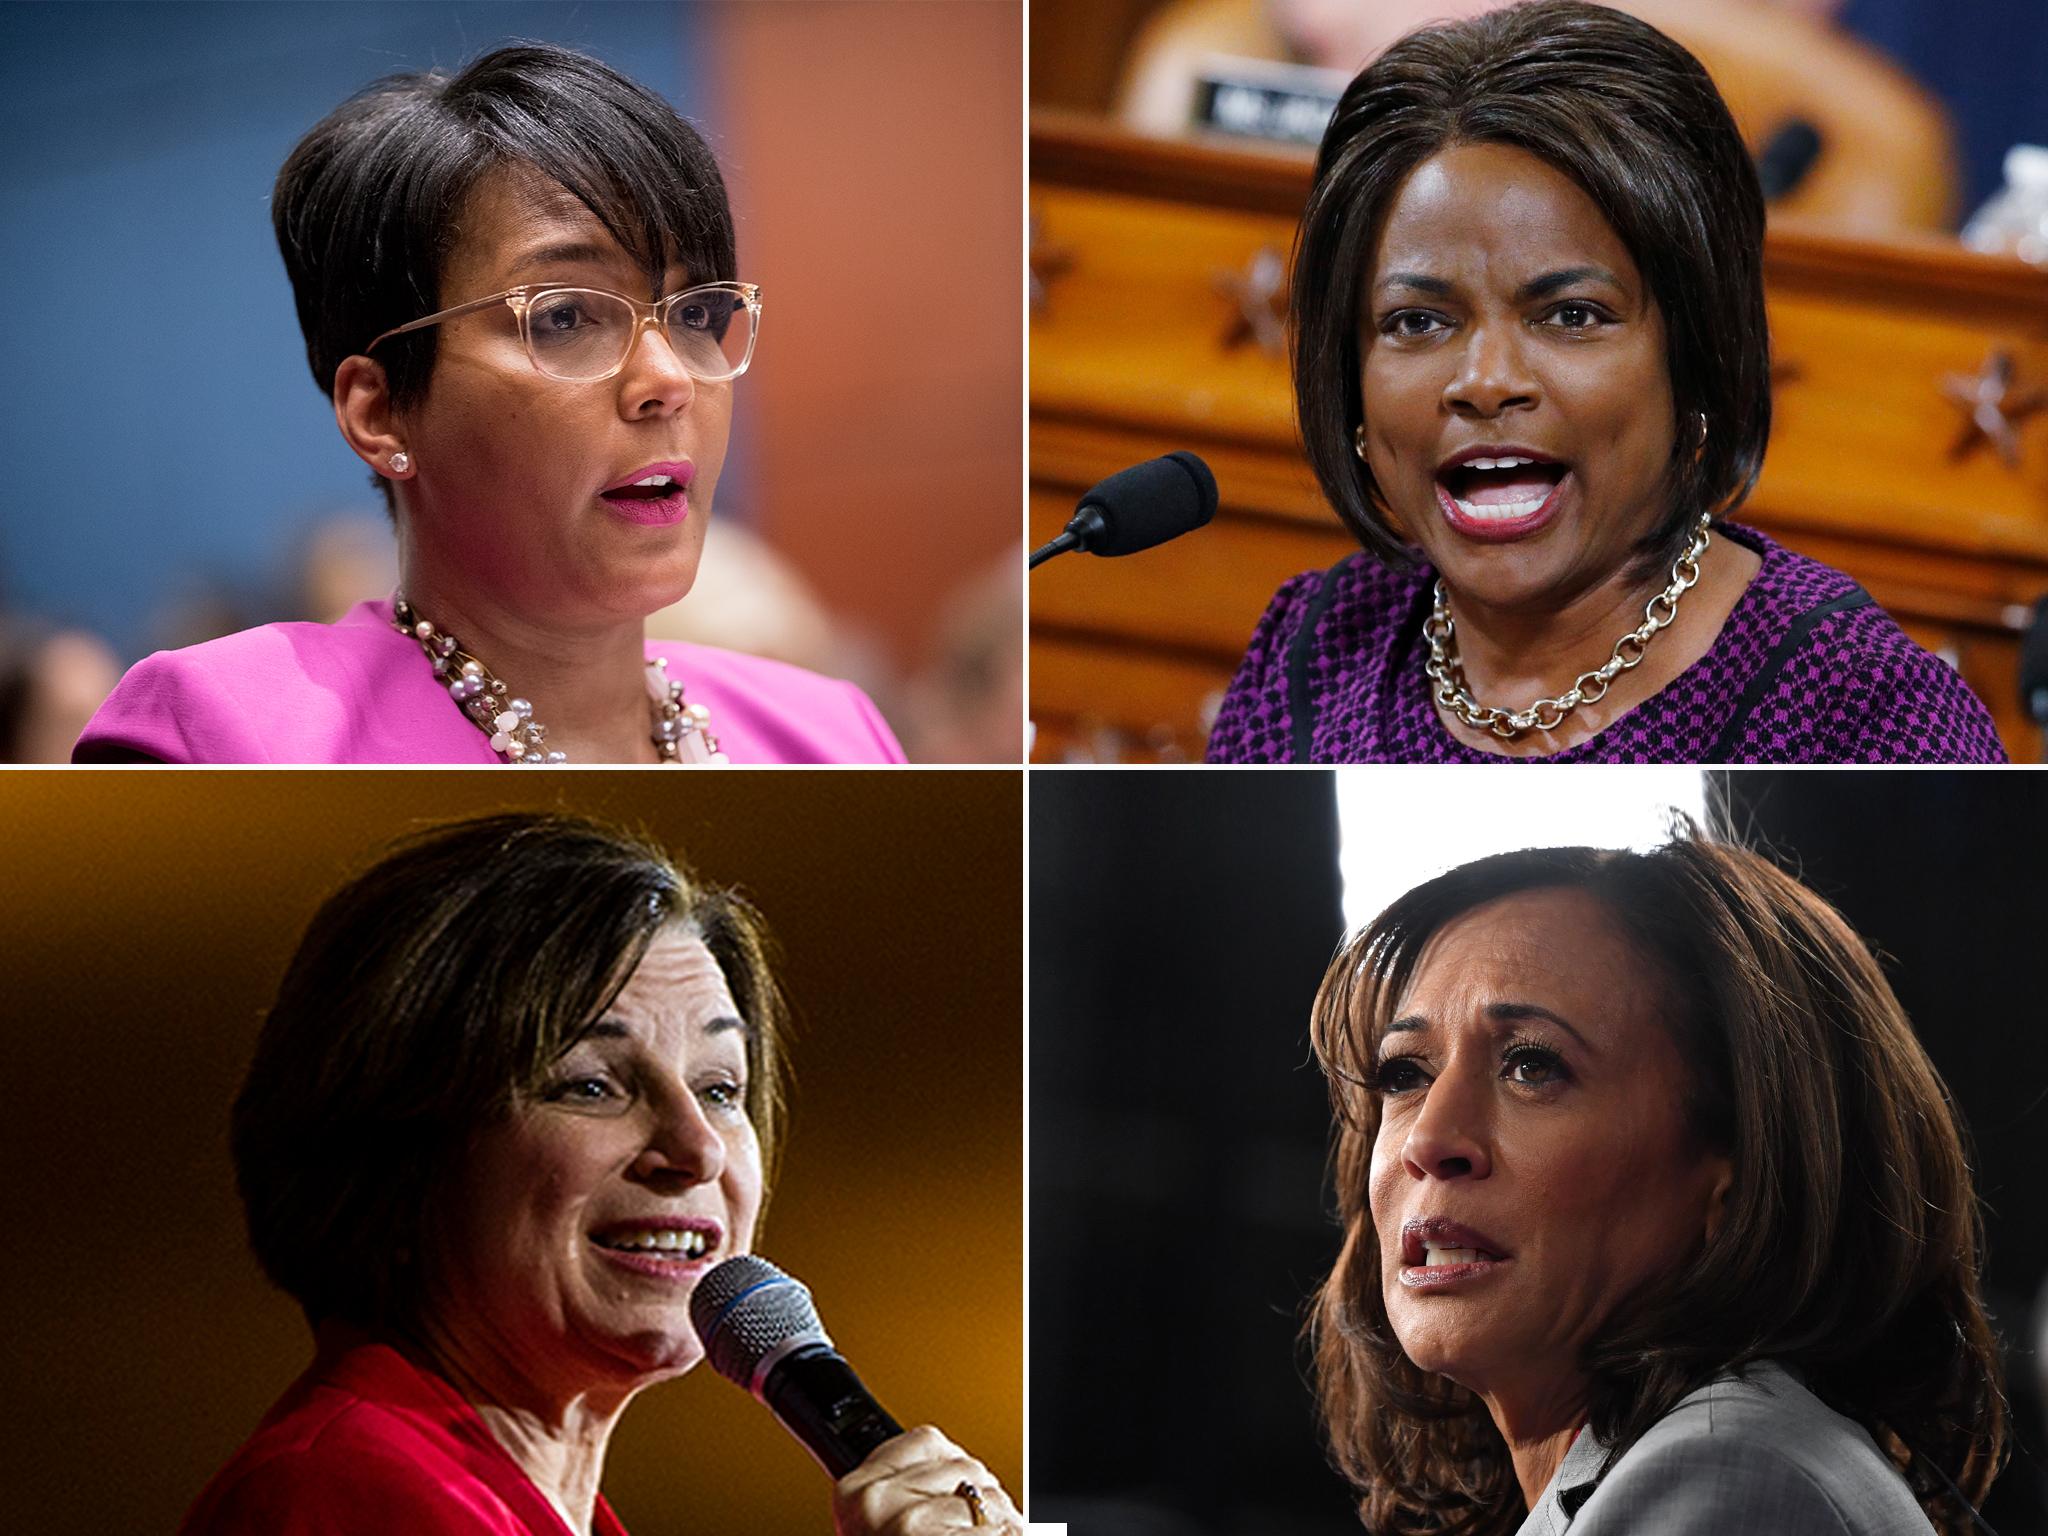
top-left (1702, 1156), bottom-right (1733, 1244)
top-left (333, 356), bottom-right (414, 480)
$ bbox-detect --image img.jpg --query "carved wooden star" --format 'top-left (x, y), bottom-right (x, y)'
top-left (1942, 347), bottom-right (2047, 468)
top-left (1215, 245), bottom-right (1288, 355)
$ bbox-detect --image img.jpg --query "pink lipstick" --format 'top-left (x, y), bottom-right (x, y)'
top-left (1434, 445), bottom-right (1571, 544)
top-left (598, 459), bottom-right (695, 527)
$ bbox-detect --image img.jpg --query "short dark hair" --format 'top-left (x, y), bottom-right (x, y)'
top-left (272, 42), bottom-right (737, 511)
top-left (232, 813), bottom-right (789, 1331)
top-left (1292, 1), bottom-right (1770, 577)
top-left (1308, 831), bottom-right (2005, 1536)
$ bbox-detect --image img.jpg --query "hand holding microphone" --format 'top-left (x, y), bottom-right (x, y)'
top-left (834, 1425), bottom-right (1022, 1536)
top-left (691, 1255), bottom-right (1023, 1535)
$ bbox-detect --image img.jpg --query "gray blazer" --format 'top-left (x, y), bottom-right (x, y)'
top-left (1515, 1362), bottom-right (1938, 1535)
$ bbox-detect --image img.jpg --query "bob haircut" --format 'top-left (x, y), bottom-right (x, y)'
top-left (1308, 831), bottom-right (2004, 1536)
top-left (1292, 1), bottom-right (1771, 578)
top-left (272, 42), bottom-right (737, 511)
top-left (232, 812), bottom-right (789, 1332)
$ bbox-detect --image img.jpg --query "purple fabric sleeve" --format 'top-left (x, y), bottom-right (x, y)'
top-left (1205, 568), bottom-right (1321, 763)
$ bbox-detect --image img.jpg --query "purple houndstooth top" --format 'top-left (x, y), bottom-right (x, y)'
top-left (1205, 523), bottom-right (2007, 763)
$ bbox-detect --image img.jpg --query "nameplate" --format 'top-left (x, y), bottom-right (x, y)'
top-left (1192, 56), bottom-right (1347, 147)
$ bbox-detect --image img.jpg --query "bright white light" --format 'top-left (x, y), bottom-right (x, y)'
top-left (1334, 767), bottom-right (1708, 937)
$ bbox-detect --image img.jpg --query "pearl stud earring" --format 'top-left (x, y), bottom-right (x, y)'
top-left (389, 451), bottom-right (411, 474)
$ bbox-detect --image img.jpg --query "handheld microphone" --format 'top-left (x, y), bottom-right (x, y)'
top-left (1755, 119), bottom-right (1823, 202)
top-left (690, 1254), bottom-right (904, 1479)
top-left (1030, 451), bottom-right (1217, 569)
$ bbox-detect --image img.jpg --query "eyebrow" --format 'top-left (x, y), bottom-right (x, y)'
top-left (507, 240), bottom-right (690, 284)
top-left (1376, 265), bottom-right (1625, 303)
top-left (1384, 1001), bottom-right (1592, 1051)
top-left (577, 1013), bottom-right (753, 1045)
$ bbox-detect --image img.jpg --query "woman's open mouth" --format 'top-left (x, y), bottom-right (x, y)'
top-left (1399, 1245), bottom-right (1511, 1290)
top-left (598, 476), bottom-right (691, 527)
top-left (1433, 453), bottom-right (1571, 543)
top-left (1398, 1219), bottom-right (1512, 1289)
top-left (589, 1220), bottom-right (721, 1281)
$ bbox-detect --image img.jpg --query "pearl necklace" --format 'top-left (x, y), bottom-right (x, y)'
top-left (1423, 513), bottom-right (1713, 740)
top-left (392, 595), bottom-right (726, 764)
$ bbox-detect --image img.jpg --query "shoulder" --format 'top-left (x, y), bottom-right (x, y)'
top-left (178, 1342), bottom-right (567, 1536)
top-left (1720, 532), bottom-right (2006, 763)
top-left (181, 1399), bottom-right (502, 1536)
top-left (652, 641), bottom-right (906, 764)
top-left (72, 602), bottom-right (472, 765)
top-left (1567, 1365), bottom-right (1933, 1535)
top-left (1206, 553), bottom-right (1426, 762)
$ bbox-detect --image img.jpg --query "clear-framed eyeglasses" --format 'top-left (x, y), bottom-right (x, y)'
top-left (365, 281), bottom-right (762, 384)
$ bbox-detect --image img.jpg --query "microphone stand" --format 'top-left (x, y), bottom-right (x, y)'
top-left (1029, 508), bottom-right (1110, 570)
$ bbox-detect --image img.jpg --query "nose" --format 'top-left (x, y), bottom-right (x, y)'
top-left (617, 316), bottom-right (698, 420)
top-left (628, 1085), bottom-right (726, 1188)
top-left (1400, 1067), bottom-right (1493, 1181)
top-left (1442, 317), bottom-right (1537, 420)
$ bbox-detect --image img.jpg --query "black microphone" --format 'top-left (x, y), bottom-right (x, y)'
top-left (1029, 451), bottom-right (1217, 569)
top-left (690, 1254), bottom-right (904, 1478)
top-left (1755, 118), bottom-right (1823, 202)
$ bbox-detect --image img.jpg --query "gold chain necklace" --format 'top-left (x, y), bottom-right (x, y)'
top-left (1423, 514), bottom-right (1713, 740)
top-left (392, 595), bottom-right (726, 764)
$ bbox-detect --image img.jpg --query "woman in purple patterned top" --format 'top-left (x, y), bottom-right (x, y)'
top-left (1206, 1), bottom-right (2004, 764)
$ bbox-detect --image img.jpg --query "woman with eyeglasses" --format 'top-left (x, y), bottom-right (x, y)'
top-left (74, 44), bottom-right (904, 764)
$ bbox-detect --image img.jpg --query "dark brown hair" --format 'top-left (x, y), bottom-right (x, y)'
top-left (1309, 833), bottom-right (2003, 1534)
top-left (272, 42), bottom-right (736, 513)
top-left (232, 812), bottom-right (788, 1331)
top-left (1291, 1), bottom-right (1770, 578)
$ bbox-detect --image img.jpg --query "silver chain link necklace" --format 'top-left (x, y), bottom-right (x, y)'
top-left (1423, 513), bottom-right (1713, 741)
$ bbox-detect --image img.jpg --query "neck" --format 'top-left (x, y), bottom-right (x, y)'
top-left (1478, 1377), bottom-right (1591, 1514)
top-left (1442, 556), bottom-right (1670, 707)
top-left (400, 558), bottom-right (657, 764)
top-left (402, 1313), bottom-right (635, 1536)
top-left (1433, 523), bottom-right (1759, 756)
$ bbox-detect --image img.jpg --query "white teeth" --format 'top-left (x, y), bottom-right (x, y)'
top-left (630, 475), bottom-right (676, 489)
top-left (1453, 496), bottom-right (1548, 520)
top-left (1421, 1243), bottom-right (1483, 1267)
top-left (603, 1227), bottom-right (709, 1257)
top-left (1459, 455), bottom-right (1537, 471)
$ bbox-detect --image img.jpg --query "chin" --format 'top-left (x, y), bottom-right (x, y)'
top-left (606, 1324), bottom-right (707, 1381)
top-left (1386, 1298), bottom-right (1486, 1385)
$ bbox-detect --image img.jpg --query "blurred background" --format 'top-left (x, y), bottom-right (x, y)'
top-left (1027, 0), bottom-right (2048, 763)
top-left (0, 771), bottom-right (1020, 1536)
top-left (1033, 0), bottom-right (2046, 230)
top-left (0, 1), bottom-right (1023, 763)
top-left (1030, 767), bottom-right (2048, 1534)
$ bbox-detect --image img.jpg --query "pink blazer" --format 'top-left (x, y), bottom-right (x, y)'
top-left (74, 599), bottom-right (906, 765)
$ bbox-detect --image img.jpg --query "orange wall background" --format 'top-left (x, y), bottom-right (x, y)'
top-left (0, 772), bottom-right (1020, 1536)
top-left (708, 0), bottom-right (1023, 673)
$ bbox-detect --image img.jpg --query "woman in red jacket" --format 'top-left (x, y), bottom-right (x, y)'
top-left (180, 813), bottom-right (1016, 1536)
